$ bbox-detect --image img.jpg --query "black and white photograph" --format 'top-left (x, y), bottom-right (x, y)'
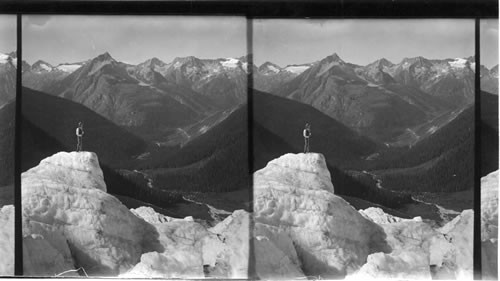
top-left (0, 14), bottom-right (16, 276)
top-left (479, 18), bottom-right (499, 280)
top-left (0, 3), bottom-right (493, 279)
top-left (252, 19), bottom-right (477, 279)
top-left (21, 15), bottom-right (250, 277)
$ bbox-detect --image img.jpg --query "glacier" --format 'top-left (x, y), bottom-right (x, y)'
top-left (20, 151), bottom-right (249, 278)
top-left (253, 153), bottom-right (475, 279)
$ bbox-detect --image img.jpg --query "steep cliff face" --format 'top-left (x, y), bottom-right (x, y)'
top-left (21, 151), bottom-right (250, 278)
top-left (253, 153), bottom-right (473, 279)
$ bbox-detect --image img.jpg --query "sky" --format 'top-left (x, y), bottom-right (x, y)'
top-left (0, 15), bottom-right (17, 54)
top-left (254, 19), bottom-right (475, 67)
top-left (23, 15), bottom-right (247, 65)
top-left (480, 19), bottom-right (499, 69)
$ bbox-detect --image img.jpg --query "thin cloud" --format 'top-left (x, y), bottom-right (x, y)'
top-left (23, 15), bottom-right (247, 65)
top-left (254, 19), bottom-right (474, 67)
top-left (0, 16), bottom-right (16, 53)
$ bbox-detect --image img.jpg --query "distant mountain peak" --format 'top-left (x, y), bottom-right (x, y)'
top-left (367, 58), bottom-right (394, 69)
top-left (149, 57), bottom-right (165, 65)
top-left (377, 58), bottom-right (393, 66)
top-left (261, 61), bottom-right (281, 68)
top-left (94, 52), bottom-right (115, 62)
top-left (491, 64), bottom-right (499, 77)
top-left (173, 56), bottom-right (199, 64)
top-left (31, 60), bottom-right (54, 72)
top-left (140, 57), bottom-right (166, 68)
top-left (402, 56), bottom-right (430, 64)
top-left (324, 53), bottom-right (344, 63)
top-left (237, 55), bottom-right (250, 63)
top-left (258, 61), bottom-right (282, 74)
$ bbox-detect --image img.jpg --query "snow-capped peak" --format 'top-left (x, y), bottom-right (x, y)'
top-left (31, 60), bottom-right (54, 73)
top-left (87, 52), bottom-right (116, 75)
top-left (448, 58), bottom-right (469, 69)
top-left (221, 57), bottom-right (241, 69)
top-left (258, 62), bottom-right (282, 74)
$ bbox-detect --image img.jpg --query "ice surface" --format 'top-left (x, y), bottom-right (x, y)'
top-left (481, 170), bottom-right (499, 279)
top-left (254, 153), bottom-right (474, 279)
top-left (124, 209), bottom-right (249, 278)
top-left (0, 205), bottom-right (14, 275)
top-left (482, 170), bottom-right (498, 241)
top-left (22, 151), bottom-right (251, 278)
top-left (254, 153), bottom-right (388, 278)
top-left (22, 152), bottom-right (150, 275)
top-left (56, 64), bottom-right (83, 73)
top-left (284, 64), bottom-right (310, 74)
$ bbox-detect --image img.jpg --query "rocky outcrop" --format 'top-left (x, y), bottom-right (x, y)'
top-left (254, 153), bottom-right (473, 279)
top-left (22, 151), bottom-right (151, 276)
top-left (253, 153), bottom-right (389, 279)
top-left (22, 151), bottom-right (249, 278)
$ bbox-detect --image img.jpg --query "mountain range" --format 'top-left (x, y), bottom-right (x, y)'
top-left (254, 53), bottom-right (496, 146)
top-left (22, 52), bottom-right (248, 144)
top-left (3, 49), bottom-right (495, 216)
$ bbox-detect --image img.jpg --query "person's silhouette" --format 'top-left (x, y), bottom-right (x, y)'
top-left (76, 122), bottom-right (84, 152)
top-left (303, 123), bottom-right (311, 153)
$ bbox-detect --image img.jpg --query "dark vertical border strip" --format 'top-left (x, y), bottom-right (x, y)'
top-left (246, 16), bottom-right (256, 279)
top-left (14, 13), bottom-right (23, 276)
top-left (473, 17), bottom-right (482, 280)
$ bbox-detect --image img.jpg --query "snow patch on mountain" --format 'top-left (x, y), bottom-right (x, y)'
top-left (56, 63), bottom-right (83, 73)
top-left (221, 58), bottom-right (240, 69)
top-left (0, 53), bottom-right (10, 64)
top-left (448, 58), bottom-right (468, 69)
top-left (284, 64), bottom-right (311, 74)
top-left (39, 63), bottom-right (52, 72)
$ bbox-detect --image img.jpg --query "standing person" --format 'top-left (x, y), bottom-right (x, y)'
top-left (303, 123), bottom-right (311, 153)
top-left (76, 122), bottom-right (84, 152)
